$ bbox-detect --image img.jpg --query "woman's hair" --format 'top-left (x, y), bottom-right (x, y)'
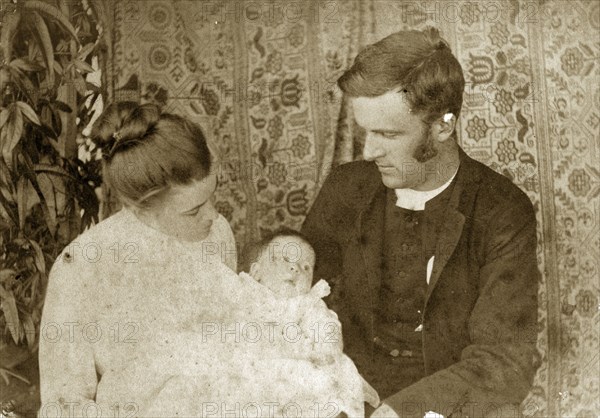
top-left (240, 228), bottom-right (313, 274)
top-left (91, 102), bottom-right (212, 208)
top-left (337, 26), bottom-right (465, 124)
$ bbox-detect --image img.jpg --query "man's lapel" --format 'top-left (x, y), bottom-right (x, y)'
top-left (423, 207), bottom-right (465, 307)
top-left (423, 149), bottom-right (480, 309)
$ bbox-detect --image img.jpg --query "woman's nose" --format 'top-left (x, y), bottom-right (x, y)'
top-left (362, 133), bottom-right (385, 161)
top-left (205, 201), bottom-right (219, 221)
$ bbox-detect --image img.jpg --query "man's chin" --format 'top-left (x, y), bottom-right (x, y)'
top-left (379, 173), bottom-right (407, 189)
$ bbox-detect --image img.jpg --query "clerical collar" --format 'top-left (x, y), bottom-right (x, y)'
top-left (394, 166), bottom-right (459, 211)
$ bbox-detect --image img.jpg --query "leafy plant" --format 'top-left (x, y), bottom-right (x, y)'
top-left (0, 0), bottom-right (108, 384)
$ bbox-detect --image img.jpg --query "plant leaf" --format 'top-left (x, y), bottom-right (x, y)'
top-left (23, 0), bottom-right (80, 45)
top-left (28, 272), bottom-right (41, 312)
top-left (30, 11), bottom-right (55, 88)
top-left (0, 108), bottom-right (9, 130)
top-left (0, 157), bottom-right (15, 201)
top-left (27, 165), bottom-right (60, 234)
top-left (20, 152), bottom-right (58, 233)
top-left (17, 177), bottom-right (29, 230)
top-left (34, 123), bottom-right (58, 140)
top-left (72, 73), bottom-right (88, 96)
top-left (0, 194), bottom-right (17, 226)
top-left (73, 59), bottom-right (95, 74)
top-left (2, 105), bottom-right (23, 168)
top-left (0, 269), bottom-right (17, 284)
top-left (22, 313), bottom-right (36, 349)
top-left (29, 240), bottom-right (46, 274)
top-left (16, 101), bottom-right (41, 126)
top-left (77, 43), bottom-right (96, 61)
top-left (33, 163), bottom-right (73, 179)
top-left (85, 82), bottom-right (100, 94)
top-left (0, 285), bottom-right (22, 344)
top-left (53, 60), bottom-right (64, 75)
top-left (0, 10), bottom-right (21, 64)
top-left (53, 101), bottom-right (73, 113)
top-left (6, 66), bottom-right (38, 105)
top-left (10, 58), bottom-right (45, 72)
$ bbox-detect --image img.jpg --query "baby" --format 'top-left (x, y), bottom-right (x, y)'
top-left (238, 229), bottom-right (380, 415)
top-left (240, 229), bottom-right (339, 364)
top-left (245, 229), bottom-right (315, 299)
top-left (113, 230), bottom-right (379, 418)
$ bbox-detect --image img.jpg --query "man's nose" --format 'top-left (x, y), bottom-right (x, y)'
top-left (363, 133), bottom-right (385, 161)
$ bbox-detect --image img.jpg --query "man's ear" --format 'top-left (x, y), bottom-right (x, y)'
top-left (434, 112), bottom-right (456, 143)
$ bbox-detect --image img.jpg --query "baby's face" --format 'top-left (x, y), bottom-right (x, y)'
top-left (251, 236), bottom-right (315, 298)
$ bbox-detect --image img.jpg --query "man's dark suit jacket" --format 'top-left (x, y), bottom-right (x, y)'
top-left (301, 148), bottom-right (540, 418)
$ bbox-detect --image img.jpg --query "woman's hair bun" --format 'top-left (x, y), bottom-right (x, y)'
top-left (91, 102), bottom-right (160, 159)
top-left (421, 26), bottom-right (450, 52)
top-left (435, 39), bottom-right (449, 50)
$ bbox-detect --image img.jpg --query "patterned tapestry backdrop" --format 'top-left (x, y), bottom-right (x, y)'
top-left (107, 0), bottom-right (599, 416)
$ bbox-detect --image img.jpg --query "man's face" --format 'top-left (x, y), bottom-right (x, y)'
top-left (352, 90), bottom-right (440, 190)
top-left (251, 236), bottom-right (315, 298)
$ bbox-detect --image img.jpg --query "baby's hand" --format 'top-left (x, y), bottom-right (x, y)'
top-left (308, 352), bottom-right (335, 367)
top-left (309, 280), bottom-right (331, 299)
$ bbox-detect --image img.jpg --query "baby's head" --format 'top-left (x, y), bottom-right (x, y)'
top-left (244, 229), bottom-right (315, 298)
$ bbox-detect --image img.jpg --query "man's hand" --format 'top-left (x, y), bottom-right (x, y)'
top-left (370, 403), bottom-right (400, 418)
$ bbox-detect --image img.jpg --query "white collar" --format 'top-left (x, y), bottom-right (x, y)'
top-left (394, 167), bottom-right (458, 211)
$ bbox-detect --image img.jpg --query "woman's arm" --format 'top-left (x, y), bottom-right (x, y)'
top-left (38, 251), bottom-right (99, 417)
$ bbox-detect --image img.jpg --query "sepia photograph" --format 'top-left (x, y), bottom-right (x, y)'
top-left (0, 0), bottom-right (598, 417)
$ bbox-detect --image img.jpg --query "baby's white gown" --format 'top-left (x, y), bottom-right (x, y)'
top-left (133, 271), bottom-right (379, 417)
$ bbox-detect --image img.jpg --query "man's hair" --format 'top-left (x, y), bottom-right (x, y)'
top-left (337, 27), bottom-right (465, 124)
top-left (240, 228), bottom-right (313, 274)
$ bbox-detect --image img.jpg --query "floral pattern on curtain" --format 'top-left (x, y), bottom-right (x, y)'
top-left (109, 1), bottom-right (599, 416)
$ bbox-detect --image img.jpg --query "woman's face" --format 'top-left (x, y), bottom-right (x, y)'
top-left (139, 173), bottom-right (219, 242)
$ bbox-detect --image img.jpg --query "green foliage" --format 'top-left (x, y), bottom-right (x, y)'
top-left (0, 0), bottom-right (107, 374)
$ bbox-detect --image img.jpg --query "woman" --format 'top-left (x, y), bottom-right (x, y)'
top-left (38, 103), bottom-right (241, 417)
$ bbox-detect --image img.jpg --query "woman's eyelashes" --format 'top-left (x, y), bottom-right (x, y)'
top-left (183, 204), bottom-right (204, 216)
top-left (382, 132), bottom-right (402, 138)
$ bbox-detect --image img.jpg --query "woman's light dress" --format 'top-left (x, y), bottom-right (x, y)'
top-left (39, 208), bottom-right (377, 417)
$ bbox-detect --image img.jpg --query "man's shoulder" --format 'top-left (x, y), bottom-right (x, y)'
top-left (464, 154), bottom-right (534, 216)
top-left (331, 159), bottom-right (379, 176)
top-left (321, 160), bottom-right (381, 201)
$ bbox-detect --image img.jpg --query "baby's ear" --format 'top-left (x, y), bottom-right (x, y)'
top-left (249, 262), bottom-right (260, 280)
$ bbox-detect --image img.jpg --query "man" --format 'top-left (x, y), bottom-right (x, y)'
top-left (301, 27), bottom-right (540, 418)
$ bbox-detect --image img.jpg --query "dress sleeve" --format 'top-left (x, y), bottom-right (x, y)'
top-left (38, 250), bottom-right (99, 416)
